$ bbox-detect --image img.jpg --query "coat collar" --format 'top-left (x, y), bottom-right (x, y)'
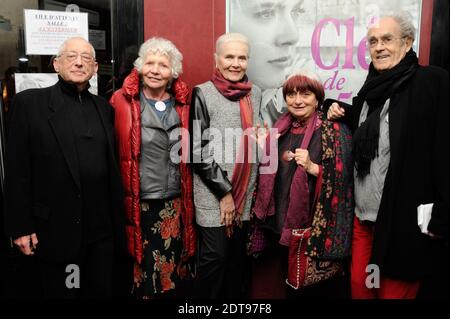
top-left (48, 83), bottom-right (81, 189)
top-left (122, 68), bottom-right (190, 105)
top-left (140, 93), bottom-right (180, 131)
top-left (47, 81), bottom-right (115, 191)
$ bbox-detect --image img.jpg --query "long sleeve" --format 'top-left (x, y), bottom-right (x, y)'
top-left (4, 94), bottom-right (34, 239)
top-left (322, 98), bottom-right (356, 132)
top-left (189, 87), bottom-right (232, 199)
top-left (427, 70), bottom-right (449, 238)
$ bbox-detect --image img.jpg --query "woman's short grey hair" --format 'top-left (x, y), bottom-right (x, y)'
top-left (378, 11), bottom-right (416, 42)
top-left (134, 37), bottom-right (183, 78)
top-left (57, 36), bottom-right (96, 58)
top-left (215, 32), bottom-right (250, 56)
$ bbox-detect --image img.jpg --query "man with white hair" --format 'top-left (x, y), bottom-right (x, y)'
top-left (326, 12), bottom-right (448, 299)
top-left (4, 37), bottom-right (126, 298)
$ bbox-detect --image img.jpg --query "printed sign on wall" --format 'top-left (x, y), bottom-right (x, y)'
top-left (24, 9), bottom-right (89, 55)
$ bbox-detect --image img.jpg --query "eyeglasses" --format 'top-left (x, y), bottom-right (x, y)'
top-left (59, 51), bottom-right (95, 63)
top-left (367, 36), bottom-right (405, 48)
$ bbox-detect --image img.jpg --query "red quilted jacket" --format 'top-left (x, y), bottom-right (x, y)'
top-left (110, 68), bottom-right (196, 264)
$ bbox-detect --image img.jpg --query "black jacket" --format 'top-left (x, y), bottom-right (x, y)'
top-left (4, 81), bottom-right (126, 262)
top-left (324, 65), bottom-right (449, 280)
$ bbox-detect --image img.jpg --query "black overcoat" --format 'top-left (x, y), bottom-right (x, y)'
top-left (4, 81), bottom-right (126, 262)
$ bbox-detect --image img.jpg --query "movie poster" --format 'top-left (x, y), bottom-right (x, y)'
top-left (228, 0), bottom-right (422, 125)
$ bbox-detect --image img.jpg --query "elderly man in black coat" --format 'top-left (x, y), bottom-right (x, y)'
top-left (4, 37), bottom-right (128, 298)
top-left (326, 12), bottom-right (448, 299)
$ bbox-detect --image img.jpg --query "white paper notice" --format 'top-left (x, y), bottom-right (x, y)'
top-left (24, 9), bottom-right (89, 55)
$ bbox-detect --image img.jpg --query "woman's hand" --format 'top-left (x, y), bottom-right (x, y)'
top-left (295, 148), bottom-right (320, 177)
top-left (220, 192), bottom-right (236, 227)
top-left (327, 102), bottom-right (345, 121)
top-left (251, 122), bottom-right (270, 150)
top-left (220, 192), bottom-right (240, 238)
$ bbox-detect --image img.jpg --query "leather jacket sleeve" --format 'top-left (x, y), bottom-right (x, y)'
top-left (189, 87), bottom-right (232, 199)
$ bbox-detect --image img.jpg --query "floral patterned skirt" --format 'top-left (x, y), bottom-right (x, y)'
top-left (133, 198), bottom-right (183, 298)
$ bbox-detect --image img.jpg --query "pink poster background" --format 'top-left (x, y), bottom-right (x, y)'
top-left (229, 0), bottom-right (430, 102)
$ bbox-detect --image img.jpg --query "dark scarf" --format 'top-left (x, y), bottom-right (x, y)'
top-left (212, 69), bottom-right (254, 215)
top-left (353, 50), bottom-right (418, 177)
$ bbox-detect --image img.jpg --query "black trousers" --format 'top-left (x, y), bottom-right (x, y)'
top-left (5, 237), bottom-right (115, 299)
top-left (194, 223), bottom-right (249, 299)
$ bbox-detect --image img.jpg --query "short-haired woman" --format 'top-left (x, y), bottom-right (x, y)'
top-left (110, 37), bottom-right (196, 298)
top-left (251, 70), bottom-right (354, 298)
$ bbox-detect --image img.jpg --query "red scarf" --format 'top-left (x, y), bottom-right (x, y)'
top-left (253, 112), bottom-right (321, 246)
top-left (212, 69), bottom-right (254, 215)
top-left (212, 69), bottom-right (252, 101)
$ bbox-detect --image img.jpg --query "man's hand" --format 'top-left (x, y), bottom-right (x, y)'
top-left (220, 193), bottom-right (236, 228)
top-left (427, 232), bottom-right (443, 240)
top-left (327, 102), bottom-right (345, 120)
top-left (14, 233), bottom-right (38, 255)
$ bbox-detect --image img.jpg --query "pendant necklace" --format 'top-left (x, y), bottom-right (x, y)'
top-left (155, 100), bottom-right (167, 112)
top-left (281, 131), bottom-right (295, 162)
top-left (281, 120), bottom-right (306, 162)
top-left (282, 149), bottom-right (295, 162)
top-left (144, 87), bottom-right (168, 112)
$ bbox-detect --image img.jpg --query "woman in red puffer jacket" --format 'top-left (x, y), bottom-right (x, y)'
top-left (110, 37), bottom-right (196, 298)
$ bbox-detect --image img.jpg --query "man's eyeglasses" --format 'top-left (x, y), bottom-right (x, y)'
top-left (59, 51), bottom-right (95, 63)
top-left (367, 36), bottom-right (405, 48)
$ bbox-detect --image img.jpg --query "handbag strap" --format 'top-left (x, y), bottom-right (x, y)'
top-left (292, 228), bottom-right (311, 238)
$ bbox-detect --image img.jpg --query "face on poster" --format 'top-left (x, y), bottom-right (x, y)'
top-left (228, 0), bottom-right (422, 102)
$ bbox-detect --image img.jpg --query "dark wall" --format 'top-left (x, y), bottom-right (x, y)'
top-left (143, 0), bottom-right (226, 91)
top-left (430, 0), bottom-right (449, 71)
top-left (111, 0), bottom-right (144, 95)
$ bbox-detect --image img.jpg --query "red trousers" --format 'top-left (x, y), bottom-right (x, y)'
top-left (351, 218), bottom-right (420, 299)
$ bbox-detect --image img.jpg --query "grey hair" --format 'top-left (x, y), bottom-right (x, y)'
top-left (215, 32), bottom-right (250, 56)
top-left (375, 11), bottom-right (416, 42)
top-left (57, 36), bottom-right (96, 58)
top-left (134, 37), bottom-right (183, 78)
